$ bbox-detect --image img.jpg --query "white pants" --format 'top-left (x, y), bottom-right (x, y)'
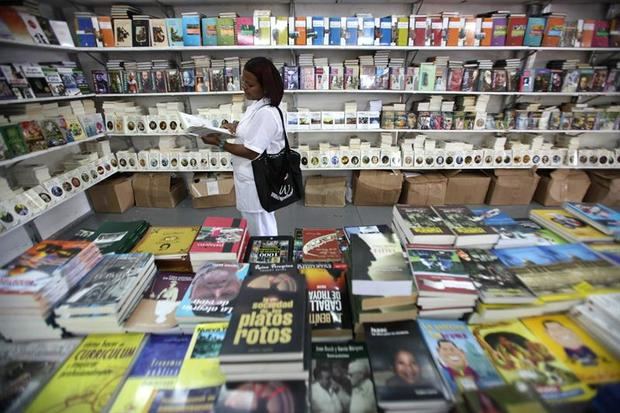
top-left (241, 211), bottom-right (278, 237)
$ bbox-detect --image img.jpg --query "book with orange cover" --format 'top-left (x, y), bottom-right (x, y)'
top-left (580, 19), bottom-right (595, 47)
top-left (480, 17), bottom-right (493, 46)
top-left (97, 16), bottom-right (114, 47)
top-left (463, 16), bottom-right (477, 46)
top-left (0, 6), bottom-right (32, 43)
top-left (446, 16), bottom-right (462, 46)
top-left (506, 14), bottom-right (527, 46)
top-left (294, 16), bottom-right (306, 45)
top-left (542, 14), bottom-right (565, 47)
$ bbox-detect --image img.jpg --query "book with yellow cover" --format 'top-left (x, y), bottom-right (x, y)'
top-left (529, 209), bottom-right (612, 243)
top-left (176, 322), bottom-right (227, 388)
top-left (132, 226), bottom-right (200, 259)
top-left (521, 314), bottom-right (620, 384)
top-left (109, 334), bottom-right (191, 413)
top-left (26, 333), bottom-right (145, 413)
top-left (470, 321), bottom-right (594, 403)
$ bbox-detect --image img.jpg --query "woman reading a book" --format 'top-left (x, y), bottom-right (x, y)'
top-left (202, 57), bottom-right (285, 237)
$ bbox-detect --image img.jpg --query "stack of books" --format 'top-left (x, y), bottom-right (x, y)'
top-left (563, 202), bottom-right (620, 237)
top-left (530, 208), bottom-right (613, 243)
top-left (219, 264), bottom-right (309, 381)
top-left (55, 253), bottom-right (156, 334)
top-left (346, 225), bottom-right (417, 336)
top-left (189, 216), bottom-right (248, 271)
top-left (433, 205), bottom-right (500, 248)
top-left (175, 262), bottom-right (249, 332)
top-left (571, 293), bottom-right (620, 358)
top-left (407, 247), bottom-right (478, 318)
top-left (89, 220), bottom-right (150, 254)
top-left (391, 205), bottom-right (455, 246)
top-left (0, 240), bottom-right (102, 340)
top-left (132, 226), bottom-right (200, 272)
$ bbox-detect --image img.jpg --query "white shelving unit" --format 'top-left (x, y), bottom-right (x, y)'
top-left (0, 94), bottom-right (97, 106)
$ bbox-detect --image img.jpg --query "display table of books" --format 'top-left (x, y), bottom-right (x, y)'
top-left (1, 202), bottom-right (619, 412)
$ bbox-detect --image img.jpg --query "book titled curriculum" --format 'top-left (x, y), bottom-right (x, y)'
top-left (220, 264), bottom-right (307, 363)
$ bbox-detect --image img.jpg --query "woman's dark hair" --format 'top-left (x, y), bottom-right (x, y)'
top-left (243, 57), bottom-right (284, 106)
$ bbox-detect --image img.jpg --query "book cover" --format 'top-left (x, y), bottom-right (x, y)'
top-left (462, 382), bottom-right (550, 413)
top-left (470, 207), bottom-right (516, 226)
top-left (244, 236), bottom-right (293, 264)
top-left (124, 271), bottom-right (193, 332)
top-left (491, 16), bottom-right (507, 46)
top-left (298, 262), bottom-right (352, 340)
top-left (407, 248), bottom-right (467, 277)
top-left (446, 17), bottom-right (462, 46)
top-left (216, 17), bottom-right (235, 46)
top-left (506, 14), bottom-right (527, 46)
top-left (0, 339), bottom-right (82, 413)
top-left (588, 242), bottom-right (620, 265)
top-left (459, 249), bottom-right (535, 303)
top-left (293, 16), bottom-right (306, 45)
top-left (219, 264), bottom-right (306, 362)
top-left (165, 18), bottom-right (183, 46)
top-left (132, 226), bottom-right (200, 257)
top-left (0, 7), bottom-right (32, 43)
top-left (563, 202), bottom-right (620, 235)
top-left (150, 18), bottom-right (168, 47)
top-left (90, 220), bottom-right (149, 254)
top-left (429, 16), bottom-right (442, 46)
top-left (345, 17), bottom-right (358, 45)
top-left (176, 263), bottom-right (249, 321)
top-left (433, 206), bottom-right (497, 238)
top-left (132, 19), bottom-right (149, 46)
top-left (109, 334), bottom-right (192, 413)
top-left (254, 15), bottom-right (270, 46)
top-left (21, 64), bottom-right (51, 97)
top-left (18, 120), bottom-right (47, 152)
top-left (19, 12), bottom-right (48, 44)
top-left (25, 334), bottom-right (145, 413)
top-left (310, 16), bottom-right (325, 45)
top-left (418, 319), bottom-right (504, 394)
top-left (521, 314), bottom-right (620, 384)
top-left (0, 124), bottom-right (28, 157)
top-left (329, 16), bottom-right (342, 45)
top-left (50, 21), bottom-right (74, 47)
top-left (190, 217), bottom-right (246, 256)
top-left (177, 322), bottom-right (227, 388)
top-left (272, 16), bottom-right (288, 45)
top-left (379, 16), bottom-right (392, 45)
top-left (282, 66), bottom-right (299, 90)
top-left (418, 63), bottom-right (435, 91)
top-left (530, 209), bottom-right (611, 242)
top-left (201, 17), bottom-right (217, 46)
top-left (215, 381), bottom-right (307, 411)
top-left (470, 321), bottom-right (595, 403)
top-left (141, 386), bottom-right (219, 413)
top-left (182, 14), bottom-right (201, 46)
top-left (364, 320), bottom-right (448, 409)
top-left (311, 342), bottom-right (376, 410)
top-left (359, 16), bottom-right (374, 46)
top-left (415, 273), bottom-right (477, 297)
top-left (40, 118), bottom-right (66, 147)
top-left (580, 19), bottom-right (595, 47)
top-left (36, 16), bottom-right (59, 45)
top-left (542, 15), bottom-right (565, 47)
top-left (236, 16), bottom-right (254, 45)
top-left (92, 69), bottom-right (108, 94)
top-left (113, 18), bottom-right (131, 47)
top-left (494, 244), bottom-right (618, 301)
top-left (592, 19), bottom-right (609, 47)
top-left (97, 16), bottom-right (114, 47)
top-left (302, 228), bottom-right (343, 262)
top-left (524, 17), bottom-right (545, 47)
top-left (74, 14), bottom-right (97, 47)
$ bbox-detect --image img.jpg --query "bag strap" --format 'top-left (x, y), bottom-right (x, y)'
top-left (275, 106), bottom-right (291, 151)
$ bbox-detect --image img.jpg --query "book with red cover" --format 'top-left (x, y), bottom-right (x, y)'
top-left (592, 19), bottom-right (610, 47)
top-left (506, 14), bottom-right (527, 46)
top-left (97, 16), bottom-right (114, 47)
top-left (302, 228), bottom-right (343, 262)
top-left (0, 7), bottom-right (33, 43)
top-left (414, 274), bottom-right (477, 298)
top-left (429, 15), bottom-right (442, 46)
top-left (610, 17), bottom-right (620, 48)
top-left (580, 19), bottom-right (595, 47)
top-left (235, 16), bottom-right (254, 45)
top-left (541, 14), bottom-right (565, 47)
top-left (189, 217), bottom-right (247, 259)
top-left (413, 15), bottom-right (427, 46)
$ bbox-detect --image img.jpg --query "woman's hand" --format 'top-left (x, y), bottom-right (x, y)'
top-left (201, 133), bottom-right (221, 146)
top-left (220, 120), bottom-right (238, 134)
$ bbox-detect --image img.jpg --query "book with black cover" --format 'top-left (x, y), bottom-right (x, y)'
top-left (243, 236), bottom-right (294, 264)
top-left (432, 206), bottom-right (499, 248)
top-left (298, 262), bottom-right (352, 342)
top-left (392, 205), bottom-right (455, 246)
top-left (219, 264), bottom-right (307, 363)
top-left (364, 320), bottom-right (450, 410)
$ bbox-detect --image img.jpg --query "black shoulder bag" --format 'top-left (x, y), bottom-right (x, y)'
top-left (251, 106), bottom-right (303, 212)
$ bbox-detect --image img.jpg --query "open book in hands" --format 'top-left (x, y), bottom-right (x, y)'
top-left (178, 112), bottom-right (234, 136)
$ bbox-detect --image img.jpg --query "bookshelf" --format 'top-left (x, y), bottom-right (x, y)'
top-left (0, 134), bottom-right (107, 168)
top-left (0, 94), bottom-right (97, 106)
top-left (94, 91), bottom-right (620, 97)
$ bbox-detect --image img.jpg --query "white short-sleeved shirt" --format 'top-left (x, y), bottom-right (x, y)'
top-left (232, 98), bottom-right (285, 212)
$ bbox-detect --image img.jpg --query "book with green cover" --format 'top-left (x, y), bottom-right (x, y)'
top-left (0, 124), bottom-right (28, 157)
top-left (91, 220), bottom-right (150, 254)
top-left (176, 322), bottom-right (227, 388)
top-left (26, 333), bottom-right (145, 413)
top-left (216, 17), bottom-right (235, 45)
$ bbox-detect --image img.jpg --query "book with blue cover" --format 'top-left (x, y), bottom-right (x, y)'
top-left (311, 16), bottom-right (325, 45)
top-left (345, 17), bottom-right (358, 45)
top-left (379, 16), bottom-right (392, 45)
top-left (563, 202), bottom-right (620, 236)
top-left (182, 14), bottom-right (201, 46)
top-left (359, 16), bottom-right (375, 45)
top-left (328, 16), bottom-right (342, 45)
top-left (524, 16), bottom-right (546, 47)
top-left (470, 207), bottom-right (516, 226)
top-left (201, 17), bottom-right (217, 46)
top-left (129, 334), bottom-right (191, 377)
top-left (74, 15), bottom-right (96, 47)
top-left (418, 319), bottom-right (504, 395)
top-left (166, 18), bottom-right (184, 46)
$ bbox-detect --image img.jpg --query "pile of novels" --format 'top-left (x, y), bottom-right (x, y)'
top-left (132, 226), bottom-right (200, 272)
top-left (88, 220), bottom-right (150, 254)
top-left (0, 6), bottom-right (75, 47)
top-left (219, 263), bottom-right (310, 381)
top-left (346, 224), bottom-right (418, 335)
top-left (0, 62), bottom-right (90, 101)
top-left (54, 253), bottom-right (156, 334)
top-left (189, 216), bottom-right (248, 271)
top-left (0, 240), bottom-right (102, 340)
top-left (175, 262), bottom-right (249, 332)
top-left (571, 293), bottom-right (620, 358)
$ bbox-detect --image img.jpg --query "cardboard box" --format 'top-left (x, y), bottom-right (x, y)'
top-left (399, 173), bottom-right (447, 205)
top-left (133, 173), bottom-right (186, 208)
top-left (443, 171), bottom-right (491, 205)
top-left (304, 175), bottom-right (347, 207)
top-left (485, 169), bottom-right (540, 205)
top-left (87, 174), bottom-right (134, 213)
top-left (189, 173), bottom-right (236, 208)
top-left (353, 170), bottom-right (403, 206)
top-left (534, 170), bottom-right (591, 206)
top-left (584, 170), bottom-right (620, 206)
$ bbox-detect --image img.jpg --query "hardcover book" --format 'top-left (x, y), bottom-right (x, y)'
top-left (470, 321), bottom-right (595, 403)
top-left (345, 17), bottom-right (359, 45)
top-left (521, 314), bottom-right (620, 384)
top-left (328, 16), bottom-right (342, 45)
top-left (243, 236), bottom-right (294, 264)
top-left (97, 16), bottom-right (114, 47)
top-left (109, 334), bottom-right (192, 413)
top-left (310, 16), bottom-right (326, 45)
top-left (364, 320), bottom-right (449, 411)
top-left (299, 262), bottom-right (352, 341)
top-left (176, 263), bottom-right (249, 322)
top-left (418, 319), bottom-right (504, 394)
top-left (25, 334), bottom-right (145, 413)
top-left (219, 264), bottom-right (307, 363)
top-left (302, 228), bottom-right (343, 262)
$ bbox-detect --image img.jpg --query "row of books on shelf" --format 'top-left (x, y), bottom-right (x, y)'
top-left (0, 154), bottom-right (117, 233)
top-left (0, 101), bottom-right (104, 160)
top-left (0, 62), bottom-right (90, 101)
top-left (0, 6), bottom-right (75, 47)
top-left (62, 7), bottom-right (620, 48)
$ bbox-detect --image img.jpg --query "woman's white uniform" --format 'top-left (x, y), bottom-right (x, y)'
top-left (232, 97), bottom-right (284, 237)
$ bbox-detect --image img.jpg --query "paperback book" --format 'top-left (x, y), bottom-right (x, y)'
top-left (243, 236), bottom-right (294, 264)
top-left (563, 202), bottom-right (620, 236)
top-left (392, 205), bottom-right (455, 245)
top-left (176, 322), bottom-right (227, 388)
top-left (432, 206), bottom-right (499, 248)
top-left (302, 228), bottom-right (344, 262)
top-left (407, 248), bottom-right (467, 277)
